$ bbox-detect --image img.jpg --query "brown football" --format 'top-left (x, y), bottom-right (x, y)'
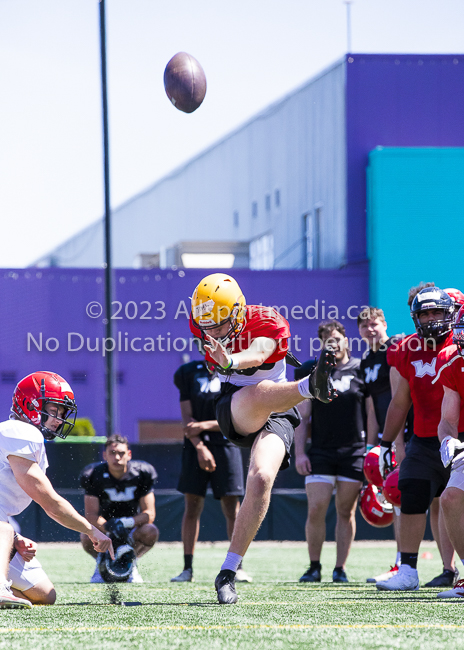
top-left (164, 52), bottom-right (207, 114)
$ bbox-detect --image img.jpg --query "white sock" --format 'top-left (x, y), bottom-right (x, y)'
top-left (396, 552), bottom-right (401, 566)
top-left (221, 552), bottom-right (243, 573)
top-left (298, 376), bottom-right (313, 400)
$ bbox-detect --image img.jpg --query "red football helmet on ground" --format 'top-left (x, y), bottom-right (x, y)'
top-left (383, 468), bottom-right (401, 507)
top-left (364, 446), bottom-right (396, 488)
top-left (359, 484), bottom-right (394, 528)
top-left (12, 371), bottom-right (77, 440)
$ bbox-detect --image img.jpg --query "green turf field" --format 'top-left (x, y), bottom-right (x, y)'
top-left (1, 541), bottom-right (464, 649)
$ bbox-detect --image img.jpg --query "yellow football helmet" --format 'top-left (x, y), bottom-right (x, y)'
top-left (191, 273), bottom-right (246, 345)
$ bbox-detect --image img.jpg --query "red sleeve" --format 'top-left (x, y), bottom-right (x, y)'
top-left (436, 346), bottom-right (460, 392)
top-left (386, 336), bottom-right (412, 380)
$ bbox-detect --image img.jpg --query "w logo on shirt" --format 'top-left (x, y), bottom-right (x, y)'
top-left (411, 358), bottom-right (437, 378)
top-left (104, 486), bottom-right (137, 502)
top-left (364, 364), bottom-right (381, 384)
top-left (332, 375), bottom-right (354, 393)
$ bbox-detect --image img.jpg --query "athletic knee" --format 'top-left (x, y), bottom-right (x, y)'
top-left (247, 467), bottom-right (275, 494)
top-left (399, 479), bottom-right (431, 515)
top-left (441, 487), bottom-right (464, 514)
top-left (307, 501), bottom-right (328, 521)
top-left (135, 523), bottom-right (159, 547)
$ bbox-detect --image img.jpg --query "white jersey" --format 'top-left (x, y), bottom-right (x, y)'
top-left (0, 419), bottom-right (48, 517)
top-left (218, 358), bottom-right (288, 387)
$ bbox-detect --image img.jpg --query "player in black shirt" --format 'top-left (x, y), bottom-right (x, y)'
top-left (79, 434), bottom-right (159, 583)
top-left (294, 320), bottom-right (365, 584)
top-left (171, 358), bottom-right (249, 583)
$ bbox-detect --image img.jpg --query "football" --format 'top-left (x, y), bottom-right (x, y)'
top-left (164, 52), bottom-right (207, 114)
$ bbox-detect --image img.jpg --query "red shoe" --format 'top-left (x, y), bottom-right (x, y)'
top-left (0, 581), bottom-right (32, 609)
top-left (366, 564), bottom-right (399, 584)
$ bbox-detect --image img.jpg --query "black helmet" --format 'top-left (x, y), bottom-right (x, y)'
top-left (410, 287), bottom-right (454, 341)
top-left (97, 544), bottom-right (136, 583)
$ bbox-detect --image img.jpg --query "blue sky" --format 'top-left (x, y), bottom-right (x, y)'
top-left (0, 0), bottom-right (463, 267)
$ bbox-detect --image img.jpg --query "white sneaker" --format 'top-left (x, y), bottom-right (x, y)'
top-left (437, 579), bottom-right (464, 598)
top-left (235, 568), bottom-right (253, 583)
top-left (90, 563), bottom-right (104, 583)
top-left (128, 565), bottom-right (143, 583)
top-left (376, 564), bottom-right (419, 591)
top-left (366, 564), bottom-right (400, 583)
top-left (0, 580), bottom-right (32, 609)
top-left (171, 568), bottom-right (194, 582)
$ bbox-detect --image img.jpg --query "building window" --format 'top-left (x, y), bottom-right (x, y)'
top-left (303, 208), bottom-right (321, 270)
top-left (275, 189), bottom-right (280, 207)
top-left (1, 371), bottom-right (17, 384)
top-left (250, 233), bottom-right (274, 270)
top-left (252, 201), bottom-right (258, 218)
top-left (265, 194), bottom-right (271, 212)
top-left (71, 371), bottom-right (87, 384)
top-left (233, 211), bottom-right (239, 227)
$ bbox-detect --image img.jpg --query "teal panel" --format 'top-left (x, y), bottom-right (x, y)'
top-left (368, 147), bottom-right (464, 335)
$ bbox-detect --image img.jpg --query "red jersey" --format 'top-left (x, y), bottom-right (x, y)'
top-left (435, 344), bottom-right (464, 399)
top-left (189, 306), bottom-right (290, 383)
top-left (386, 331), bottom-right (462, 437)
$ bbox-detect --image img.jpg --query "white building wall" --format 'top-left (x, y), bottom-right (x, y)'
top-left (35, 58), bottom-right (346, 270)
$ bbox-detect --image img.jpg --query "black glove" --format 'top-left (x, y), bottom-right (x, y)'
top-left (309, 348), bottom-right (338, 403)
top-left (379, 441), bottom-right (394, 479)
top-left (105, 518), bottom-right (129, 542)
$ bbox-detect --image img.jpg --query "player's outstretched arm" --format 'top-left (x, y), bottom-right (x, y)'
top-left (204, 334), bottom-right (277, 370)
top-left (8, 455), bottom-right (114, 558)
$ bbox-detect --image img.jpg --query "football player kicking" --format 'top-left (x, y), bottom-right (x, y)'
top-left (433, 305), bottom-right (464, 598)
top-left (189, 273), bottom-right (336, 604)
top-left (79, 434), bottom-right (159, 583)
top-left (377, 288), bottom-right (464, 591)
top-left (0, 372), bottom-right (113, 609)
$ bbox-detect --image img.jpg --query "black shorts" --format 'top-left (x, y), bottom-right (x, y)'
top-left (398, 434), bottom-right (463, 503)
top-left (215, 383), bottom-right (300, 471)
top-left (308, 443), bottom-right (365, 482)
top-left (177, 442), bottom-right (245, 499)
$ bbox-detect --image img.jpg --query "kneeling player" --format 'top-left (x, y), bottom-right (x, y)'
top-left (0, 372), bottom-right (113, 609)
top-left (79, 434), bottom-right (159, 583)
top-left (190, 273), bottom-right (336, 604)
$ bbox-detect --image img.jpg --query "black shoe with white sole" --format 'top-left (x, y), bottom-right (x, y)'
top-left (215, 569), bottom-right (238, 604)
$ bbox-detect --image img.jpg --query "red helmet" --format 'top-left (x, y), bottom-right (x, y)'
top-left (12, 371), bottom-right (77, 440)
top-left (364, 445), bottom-right (396, 488)
top-left (359, 484), bottom-right (394, 528)
top-left (444, 288), bottom-right (464, 314)
top-left (383, 467), bottom-right (401, 507)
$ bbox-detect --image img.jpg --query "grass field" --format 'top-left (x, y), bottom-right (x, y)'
top-left (1, 541), bottom-right (464, 649)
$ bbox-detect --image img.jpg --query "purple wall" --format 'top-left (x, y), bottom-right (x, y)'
top-left (0, 266), bottom-right (368, 441)
top-left (346, 54), bottom-right (464, 264)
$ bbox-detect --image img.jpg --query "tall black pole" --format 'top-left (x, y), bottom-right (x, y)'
top-left (99, 0), bottom-right (114, 437)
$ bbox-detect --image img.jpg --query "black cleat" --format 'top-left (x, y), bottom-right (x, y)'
top-left (309, 348), bottom-right (337, 403)
top-left (425, 568), bottom-right (459, 588)
top-left (215, 569), bottom-right (238, 604)
top-left (299, 566), bottom-right (321, 583)
top-left (333, 568), bottom-right (349, 583)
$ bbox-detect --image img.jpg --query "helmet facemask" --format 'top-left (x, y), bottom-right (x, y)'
top-left (39, 396), bottom-right (77, 440)
top-left (12, 376), bottom-right (77, 440)
top-left (198, 303), bottom-right (246, 348)
top-left (410, 288), bottom-right (455, 342)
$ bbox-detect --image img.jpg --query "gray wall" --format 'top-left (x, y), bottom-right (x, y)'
top-left (35, 59), bottom-right (346, 270)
